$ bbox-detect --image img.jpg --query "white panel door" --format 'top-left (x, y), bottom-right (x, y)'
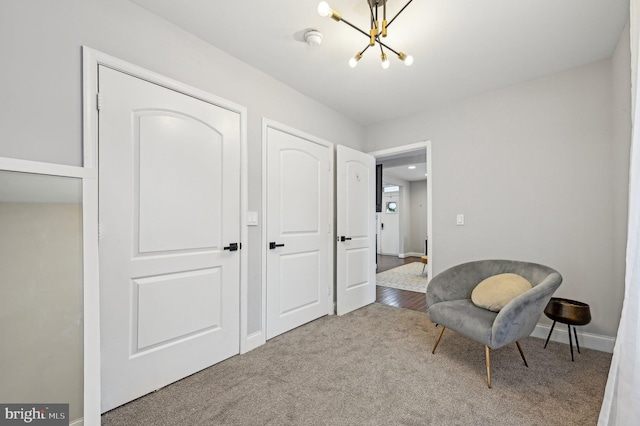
top-left (99, 66), bottom-right (240, 412)
top-left (336, 145), bottom-right (376, 315)
top-left (265, 126), bottom-right (332, 340)
top-left (380, 192), bottom-right (400, 255)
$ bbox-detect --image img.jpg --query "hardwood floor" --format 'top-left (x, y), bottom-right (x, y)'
top-left (376, 254), bottom-right (421, 273)
top-left (375, 255), bottom-right (428, 313)
top-left (376, 285), bottom-right (428, 313)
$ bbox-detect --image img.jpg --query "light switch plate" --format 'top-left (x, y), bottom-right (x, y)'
top-left (456, 214), bottom-right (465, 226)
top-left (247, 211), bottom-right (258, 226)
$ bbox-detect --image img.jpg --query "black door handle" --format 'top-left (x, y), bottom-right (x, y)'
top-left (224, 242), bottom-right (239, 251)
top-left (381, 223), bottom-right (384, 229)
top-left (340, 236), bottom-right (352, 242)
top-left (269, 242), bottom-right (285, 250)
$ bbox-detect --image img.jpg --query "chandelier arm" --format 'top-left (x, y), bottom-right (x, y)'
top-left (386, 0), bottom-right (414, 29)
top-left (339, 17), bottom-right (400, 56)
top-left (335, 11), bottom-right (403, 57)
top-left (340, 17), bottom-right (372, 39)
top-left (375, 37), bottom-right (400, 56)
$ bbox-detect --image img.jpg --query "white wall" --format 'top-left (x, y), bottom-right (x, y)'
top-left (0, 0), bottom-right (365, 337)
top-left (365, 54), bottom-right (631, 338)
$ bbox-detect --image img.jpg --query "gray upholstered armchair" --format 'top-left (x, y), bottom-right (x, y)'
top-left (426, 260), bottom-right (562, 387)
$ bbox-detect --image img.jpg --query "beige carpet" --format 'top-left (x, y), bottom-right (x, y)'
top-left (102, 303), bottom-right (611, 426)
top-left (376, 261), bottom-right (428, 292)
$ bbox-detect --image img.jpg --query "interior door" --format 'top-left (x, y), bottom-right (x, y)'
top-left (99, 66), bottom-right (241, 412)
top-left (265, 125), bottom-right (332, 340)
top-left (336, 145), bottom-right (376, 315)
top-left (380, 192), bottom-right (400, 255)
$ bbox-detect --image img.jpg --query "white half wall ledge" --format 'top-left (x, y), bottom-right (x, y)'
top-left (531, 323), bottom-right (615, 353)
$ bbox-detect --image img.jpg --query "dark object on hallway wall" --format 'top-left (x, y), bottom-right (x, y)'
top-left (376, 164), bottom-right (383, 212)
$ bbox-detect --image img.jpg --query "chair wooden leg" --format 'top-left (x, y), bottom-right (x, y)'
top-left (516, 341), bottom-right (528, 367)
top-left (485, 346), bottom-right (492, 388)
top-left (432, 326), bottom-right (445, 354)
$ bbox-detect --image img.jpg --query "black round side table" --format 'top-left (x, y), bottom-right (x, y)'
top-left (543, 297), bottom-right (591, 362)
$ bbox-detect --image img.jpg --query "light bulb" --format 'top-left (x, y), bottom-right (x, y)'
top-left (404, 55), bottom-right (414, 66)
top-left (398, 52), bottom-right (414, 66)
top-left (348, 52), bottom-right (362, 68)
top-left (381, 53), bottom-right (390, 69)
top-left (318, 1), bottom-right (332, 17)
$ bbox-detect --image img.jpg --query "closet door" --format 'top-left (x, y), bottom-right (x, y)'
top-left (99, 66), bottom-right (241, 412)
top-left (265, 124), bottom-right (332, 339)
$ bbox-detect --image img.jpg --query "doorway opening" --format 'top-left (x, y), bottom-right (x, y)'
top-left (369, 142), bottom-right (432, 313)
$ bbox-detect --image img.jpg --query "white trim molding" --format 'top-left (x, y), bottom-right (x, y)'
top-left (531, 323), bottom-right (616, 353)
top-left (399, 252), bottom-right (424, 258)
top-left (0, 157), bottom-right (95, 179)
top-left (243, 331), bottom-right (264, 354)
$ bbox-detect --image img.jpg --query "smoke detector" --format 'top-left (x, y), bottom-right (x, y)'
top-left (304, 30), bottom-right (323, 47)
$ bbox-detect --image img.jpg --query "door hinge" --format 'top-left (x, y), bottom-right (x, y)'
top-left (97, 93), bottom-right (103, 111)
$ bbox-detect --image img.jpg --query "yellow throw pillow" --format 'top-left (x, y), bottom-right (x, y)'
top-left (471, 273), bottom-right (532, 312)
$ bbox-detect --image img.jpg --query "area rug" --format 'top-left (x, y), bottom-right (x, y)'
top-left (376, 261), bottom-right (428, 293)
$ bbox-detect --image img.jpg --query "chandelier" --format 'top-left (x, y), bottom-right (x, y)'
top-left (317, 0), bottom-right (414, 69)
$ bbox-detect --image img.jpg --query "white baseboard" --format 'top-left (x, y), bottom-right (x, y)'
top-left (397, 252), bottom-right (423, 259)
top-left (531, 323), bottom-right (615, 353)
top-left (70, 417), bottom-right (83, 426)
top-left (241, 331), bottom-right (264, 354)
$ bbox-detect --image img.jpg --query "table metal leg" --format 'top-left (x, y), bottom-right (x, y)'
top-left (573, 326), bottom-right (580, 354)
top-left (567, 324), bottom-right (575, 362)
top-left (544, 321), bottom-right (556, 349)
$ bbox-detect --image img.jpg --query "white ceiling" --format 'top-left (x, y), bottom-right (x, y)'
top-left (384, 162), bottom-right (427, 182)
top-left (130, 0), bottom-right (629, 126)
top-left (376, 148), bottom-right (427, 181)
